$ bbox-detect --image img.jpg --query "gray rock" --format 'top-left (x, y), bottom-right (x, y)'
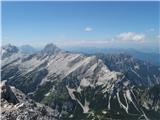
top-left (0, 81), bottom-right (58, 120)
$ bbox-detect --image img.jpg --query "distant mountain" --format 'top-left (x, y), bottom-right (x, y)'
top-left (41, 43), bottom-right (61, 55)
top-left (122, 49), bottom-right (160, 67)
top-left (1, 43), bottom-right (160, 120)
top-left (64, 47), bottom-right (160, 66)
top-left (19, 45), bottom-right (40, 53)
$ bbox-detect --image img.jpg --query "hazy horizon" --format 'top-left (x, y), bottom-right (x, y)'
top-left (2, 1), bottom-right (160, 53)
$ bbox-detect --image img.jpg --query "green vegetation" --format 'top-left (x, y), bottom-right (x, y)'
top-left (41, 92), bottom-right (55, 105)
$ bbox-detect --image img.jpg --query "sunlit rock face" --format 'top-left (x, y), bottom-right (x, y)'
top-left (1, 44), bottom-right (160, 120)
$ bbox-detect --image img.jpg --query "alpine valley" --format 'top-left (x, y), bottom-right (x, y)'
top-left (1, 43), bottom-right (160, 120)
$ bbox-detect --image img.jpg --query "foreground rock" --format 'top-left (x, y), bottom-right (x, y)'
top-left (1, 80), bottom-right (58, 120)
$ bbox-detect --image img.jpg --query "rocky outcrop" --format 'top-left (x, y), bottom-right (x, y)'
top-left (40, 43), bottom-right (61, 56)
top-left (0, 80), bottom-right (58, 120)
top-left (1, 80), bottom-right (19, 104)
top-left (1, 44), bottom-right (19, 59)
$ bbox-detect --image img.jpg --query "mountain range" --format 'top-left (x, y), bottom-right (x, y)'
top-left (1, 43), bottom-right (160, 120)
top-left (64, 47), bottom-right (160, 66)
top-left (17, 45), bottom-right (160, 66)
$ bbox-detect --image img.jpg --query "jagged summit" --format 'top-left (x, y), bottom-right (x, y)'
top-left (41, 43), bottom-right (61, 55)
top-left (2, 44), bottom-right (19, 52)
top-left (1, 44), bottom-right (19, 58)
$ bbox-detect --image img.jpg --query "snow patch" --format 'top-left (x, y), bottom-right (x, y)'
top-left (45, 92), bottom-right (50, 97)
top-left (134, 65), bottom-right (140, 70)
top-left (66, 86), bottom-right (90, 113)
top-left (116, 92), bottom-right (128, 113)
top-left (102, 110), bottom-right (107, 114)
top-left (130, 68), bottom-right (142, 79)
top-left (80, 78), bottom-right (90, 87)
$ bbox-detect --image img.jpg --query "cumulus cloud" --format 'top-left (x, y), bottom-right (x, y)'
top-left (84, 27), bottom-right (93, 32)
top-left (55, 31), bottom-right (146, 47)
top-left (117, 32), bottom-right (145, 42)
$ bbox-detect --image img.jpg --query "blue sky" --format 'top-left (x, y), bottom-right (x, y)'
top-left (2, 1), bottom-right (160, 52)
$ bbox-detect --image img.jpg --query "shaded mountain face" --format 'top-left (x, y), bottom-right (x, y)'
top-left (94, 53), bottom-right (160, 86)
top-left (41, 43), bottom-right (61, 56)
top-left (122, 49), bottom-right (160, 66)
top-left (1, 44), bottom-right (160, 120)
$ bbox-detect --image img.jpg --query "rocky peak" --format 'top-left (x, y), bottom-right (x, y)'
top-left (41, 43), bottom-right (61, 55)
top-left (2, 44), bottom-right (19, 53)
top-left (1, 44), bottom-right (19, 59)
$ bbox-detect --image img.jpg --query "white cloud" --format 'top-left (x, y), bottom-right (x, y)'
top-left (117, 32), bottom-right (145, 42)
top-left (55, 32), bottom-right (146, 47)
top-left (84, 27), bottom-right (93, 32)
